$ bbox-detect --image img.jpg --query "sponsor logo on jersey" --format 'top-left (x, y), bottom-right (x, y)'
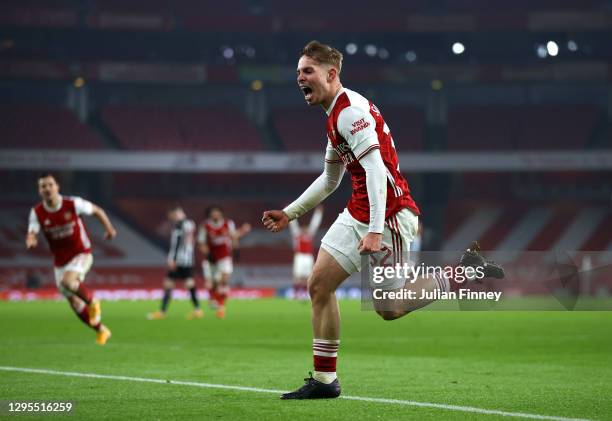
top-left (46, 221), bottom-right (76, 239)
top-left (350, 118), bottom-right (370, 135)
top-left (333, 142), bottom-right (356, 166)
top-left (336, 142), bottom-right (351, 154)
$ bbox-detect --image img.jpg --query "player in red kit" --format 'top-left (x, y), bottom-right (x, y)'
top-left (197, 206), bottom-right (251, 318)
top-left (289, 205), bottom-right (323, 299)
top-left (26, 173), bottom-right (117, 345)
top-left (263, 41), bottom-right (504, 399)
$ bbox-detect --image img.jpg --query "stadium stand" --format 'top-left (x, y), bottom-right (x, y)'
top-left (100, 104), bottom-right (263, 151)
top-left (272, 107), bottom-right (327, 151)
top-left (446, 0), bottom-right (605, 12)
top-left (0, 0), bottom-right (78, 28)
top-left (447, 105), bottom-right (600, 151)
top-left (443, 201), bottom-right (611, 252)
top-left (110, 172), bottom-right (335, 197)
top-left (379, 106), bottom-right (425, 151)
top-left (0, 104), bottom-right (107, 150)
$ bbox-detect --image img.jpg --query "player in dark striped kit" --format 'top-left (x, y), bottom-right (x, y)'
top-left (148, 206), bottom-right (202, 320)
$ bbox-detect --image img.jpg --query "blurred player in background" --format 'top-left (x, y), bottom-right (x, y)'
top-left (289, 205), bottom-right (323, 299)
top-left (263, 41), bottom-right (503, 399)
top-left (26, 173), bottom-right (116, 345)
top-left (198, 205), bottom-right (251, 318)
top-left (148, 205), bottom-right (201, 320)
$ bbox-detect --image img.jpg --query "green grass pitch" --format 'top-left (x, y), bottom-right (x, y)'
top-left (1, 299), bottom-right (611, 420)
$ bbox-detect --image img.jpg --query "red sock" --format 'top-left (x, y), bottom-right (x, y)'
top-left (209, 288), bottom-right (218, 302)
top-left (313, 339), bottom-right (339, 373)
top-left (73, 303), bottom-right (100, 331)
top-left (217, 293), bottom-right (227, 307)
top-left (216, 285), bottom-right (229, 306)
top-left (74, 283), bottom-right (93, 304)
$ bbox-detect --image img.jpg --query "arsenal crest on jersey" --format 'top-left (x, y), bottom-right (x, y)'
top-left (64, 211), bottom-right (72, 221)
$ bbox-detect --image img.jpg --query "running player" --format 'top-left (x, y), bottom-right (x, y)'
top-left (148, 206), bottom-right (201, 320)
top-left (26, 173), bottom-right (116, 345)
top-left (197, 205), bottom-right (251, 318)
top-left (289, 205), bottom-right (323, 299)
top-left (262, 41), bottom-right (504, 399)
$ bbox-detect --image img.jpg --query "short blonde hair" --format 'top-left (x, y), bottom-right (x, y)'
top-left (300, 40), bottom-right (343, 74)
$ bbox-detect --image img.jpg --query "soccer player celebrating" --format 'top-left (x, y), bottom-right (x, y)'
top-left (148, 206), bottom-right (201, 320)
top-left (198, 205), bottom-right (251, 319)
top-left (289, 205), bottom-right (323, 299)
top-left (26, 173), bottom-right (116, 345)
top-left (262, 41), bottom-right (503, 399)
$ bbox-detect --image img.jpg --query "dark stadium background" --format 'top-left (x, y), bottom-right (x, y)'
top-left (2, 2), bottom-right (612, 420)
top-left (0, 0), bottom-right (611, 299)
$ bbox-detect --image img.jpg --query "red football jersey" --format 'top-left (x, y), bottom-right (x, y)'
top-left (325, 88), bottom-right (420, 224)
top-left (31, 197), bottom-right (93, 267)
top-left (293, 233), bottom-right (313, 254)
top-left (200, 219), bottom-right (235, 262)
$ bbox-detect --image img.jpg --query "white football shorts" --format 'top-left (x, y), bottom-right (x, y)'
top-left (202, 257), bottom-right (233, 282)
top-left (293, 252), bottom-right (315, 279)
top-left (320, 208), bottom-right (418, 290)
top-left (54, 253), bottom-right (94, 291)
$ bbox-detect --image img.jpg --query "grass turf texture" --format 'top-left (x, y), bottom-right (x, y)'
top-left (0, 299), bottom-right (611, 420)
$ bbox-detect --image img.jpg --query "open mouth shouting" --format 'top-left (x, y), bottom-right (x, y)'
top-left (300, 85), bottom-right (314, 103)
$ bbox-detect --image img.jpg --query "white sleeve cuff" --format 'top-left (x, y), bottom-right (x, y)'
top-left (73, 197), bottom-right (94, 216)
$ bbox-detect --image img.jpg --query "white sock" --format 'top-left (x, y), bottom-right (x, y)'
top-left (312, 338), bottom-right (339, 384)
top-left (313, 371), bottom-right (337, 384)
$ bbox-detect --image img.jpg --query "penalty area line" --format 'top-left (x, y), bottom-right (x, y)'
top-left (0, 366), bottom-right (592, 421)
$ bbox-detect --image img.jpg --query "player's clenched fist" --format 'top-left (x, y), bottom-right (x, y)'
top-left (262, 210), bottom-right (289, 233)
top-left (358, 232), bottom-right (383, 255)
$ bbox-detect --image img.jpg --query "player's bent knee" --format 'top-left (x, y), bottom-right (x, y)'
top-left (307, 277), bottom-right (333, 304)
top-left (185, 278), bottom-right (195, 289)
top-left (163, 279), bottom-right (175, 289)
top-left (60, 277), bottom-right (78, 292)
top-left (376, 310), bottom-right (409, 321)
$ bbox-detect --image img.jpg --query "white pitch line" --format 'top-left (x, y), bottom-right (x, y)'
top-left (0, 366), bottom-right (593, 421)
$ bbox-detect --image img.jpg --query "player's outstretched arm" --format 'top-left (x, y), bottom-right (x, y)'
top-left (231, 223), bottom-right (251, 248)
top-left (308, 205), bottom-right (324, 236)
top-left (235, 223), bottom-right (252, 239)
top-left (263, 166), bottom-right (342, 234)
top-left (282, 161), bottom-right (344, 221)
top-left (196, 226), bottom-right (208, 255)
top-left (92, 205), bottom-right (117, 240)
top-left (264, 145), bottom-right (343, 234)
